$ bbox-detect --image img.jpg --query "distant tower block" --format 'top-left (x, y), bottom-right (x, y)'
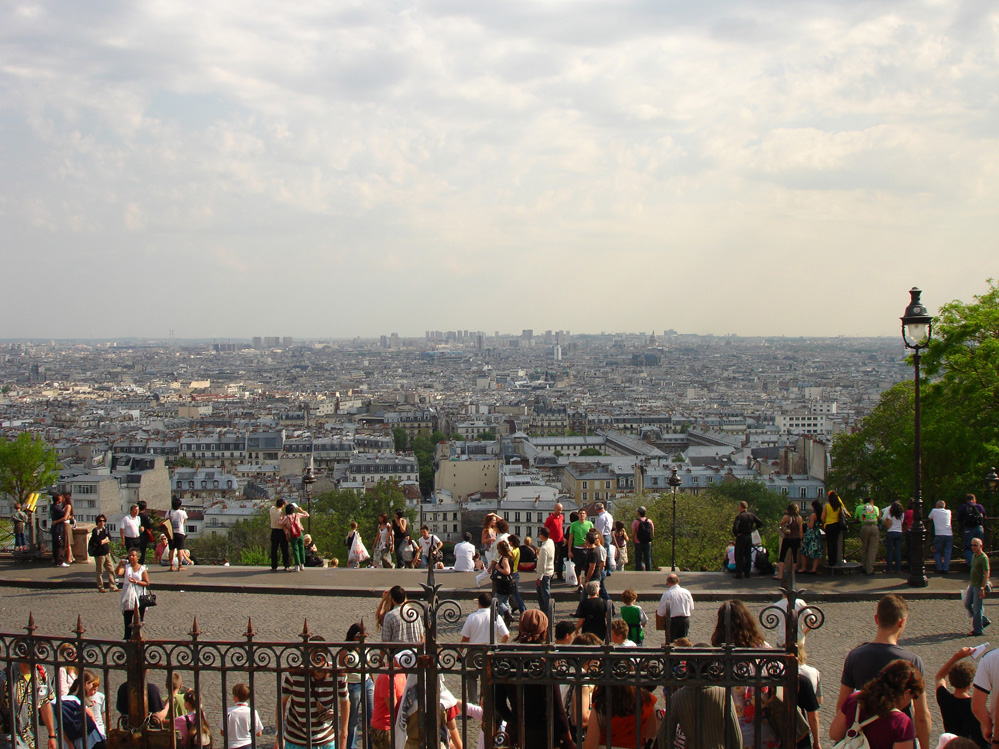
top-left (554, 344), bottom-right (562, 362)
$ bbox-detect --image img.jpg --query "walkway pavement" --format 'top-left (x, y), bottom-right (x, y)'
top-left (0, 559), bottom-right (970, 601)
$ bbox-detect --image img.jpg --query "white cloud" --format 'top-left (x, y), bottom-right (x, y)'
top-left (1, 0), bottom-right (997, 337)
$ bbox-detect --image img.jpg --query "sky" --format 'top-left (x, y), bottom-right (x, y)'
top-left (1, 1), bottom-right (997, 340)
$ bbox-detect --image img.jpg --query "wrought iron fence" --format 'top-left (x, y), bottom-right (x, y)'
top-left (1, 567), bottom-right (821, 749)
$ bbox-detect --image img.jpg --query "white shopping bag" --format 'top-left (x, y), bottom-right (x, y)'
top-left (564, 559), bottom-right (578, 587)
top-left (349, 533), bottom-right (371, 565)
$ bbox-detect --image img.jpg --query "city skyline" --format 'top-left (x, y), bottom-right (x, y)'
top-left (2, 1), bottom-right (997, 339)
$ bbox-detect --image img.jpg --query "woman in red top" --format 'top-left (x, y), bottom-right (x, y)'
top-left (582, 683), bottom-right (658, 749)
top-left (829, 659), bottom-right (923, 749)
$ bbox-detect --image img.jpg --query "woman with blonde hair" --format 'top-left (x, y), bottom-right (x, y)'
top-left (481, 514), bottom-right (498, 560)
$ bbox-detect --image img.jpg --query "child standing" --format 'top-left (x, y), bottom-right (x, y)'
top-left (619, 589), bottom-right (648, 645)
top-left (219, 683), bottom-right (263, 749)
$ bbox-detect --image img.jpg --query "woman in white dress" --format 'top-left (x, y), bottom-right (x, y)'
top-left (116, 548), bottom-right (150, 640)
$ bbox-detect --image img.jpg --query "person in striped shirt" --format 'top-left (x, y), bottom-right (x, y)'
top-left (277, 639), bottom-right (349, 749)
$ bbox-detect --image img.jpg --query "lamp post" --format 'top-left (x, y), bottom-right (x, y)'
top-left (301, 462), bottom-right (316, 534)
top-left (986, 467), bottom-right (999, 550)
top-left (901, 287), bottom-right (932, 588)
top-left (668, 467), bottom-right (682, 571)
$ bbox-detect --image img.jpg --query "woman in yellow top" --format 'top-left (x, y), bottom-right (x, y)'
top-left (822, 491), bottom-right (850, 568)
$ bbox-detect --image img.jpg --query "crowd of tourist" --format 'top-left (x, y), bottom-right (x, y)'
top-left (5, 592), bottom-right (992, 749)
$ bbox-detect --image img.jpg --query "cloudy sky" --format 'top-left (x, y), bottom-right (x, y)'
top-left (2, 1), bottom-right (997, 340)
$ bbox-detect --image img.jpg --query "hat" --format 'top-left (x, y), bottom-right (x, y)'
top-left (516, 610), bottom-right (549, 643)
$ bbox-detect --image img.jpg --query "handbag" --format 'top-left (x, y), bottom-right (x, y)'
top-left (138, 591), bottom-right (157, 608)
top-left (490, 569), bottom-right (513, 595)
top-left (765, 687), bottom-right (810, 746)
top-left (160, 511), bottom-right (174, 540)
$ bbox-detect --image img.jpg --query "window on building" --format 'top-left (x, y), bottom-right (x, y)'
top-left (800, 487), bottom-right (808, 498)
top-left (692, 476), bottom-right (699, 485)
top-left (780, 487), bottom-right (789, 495)
top-left (514, 512), bottom-right (520, 522)
top-left (582, 481), bottom-right (588, 489)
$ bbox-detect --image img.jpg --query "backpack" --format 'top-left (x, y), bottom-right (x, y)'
top-left (830, 703), bottom-right (882, 749)
top-left (965, 503), bottom-right (984, 529)
top-left (88, 528), bottom-right (104, 557)
top-left (287, 514), bottom-right (303, 539)
top-left (636, 518), bottom-right (654, 544)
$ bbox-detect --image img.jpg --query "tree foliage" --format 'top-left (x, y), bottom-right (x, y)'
top-left (189, 481), bottom-right (416, 565)
top-left (578, 447), bottom-right (604, 457)
top-left (392, 427), bottom-right (409, 452)
top-left (0, 433), bottom-right (60, 505)
top-left (613, 479), bottom-right (787, 571)
top-left (829, 280), bottom-right (999, 509)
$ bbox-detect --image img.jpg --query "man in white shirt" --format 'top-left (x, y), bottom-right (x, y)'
top-left (928, 499), bottom-right (954, 574)
top-left (535, 527), bottom-right (556, 614)
top-left (119, 505), bottom-right (142, 554)
top-left (269, 498), bottom-right (290, 571)
top-left (460, 593), bottom-right (509, 702)
top-left (770, 589), bottom-right (813, 648)
top-left (220, 683), bottom-right (263, 749)
top-left (417, 526), bottom-right (443, 568)
top-left (655, 573), bottom-right (694, 642)
top-left (592, 503), bottom-right (615, 575)
top-left (452, 533), bottom-right (476, 572)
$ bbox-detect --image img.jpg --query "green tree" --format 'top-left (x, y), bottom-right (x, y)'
top-left (477, 431), bottom-right (496, 441)
top-left (614, 479), bottom-right (786, 570)
top-left (175, 456), bottom-right (197, 468)
top-left (392, 427), bottom-right (409, 452)
top-left (578, 447), bottom-right (604, 457)
top-left (829, 281), bottom-right (999, 510)
top-left (828, 383), bottom-right (915, 506)
top-left (0, 433), bottom-right (60, 507)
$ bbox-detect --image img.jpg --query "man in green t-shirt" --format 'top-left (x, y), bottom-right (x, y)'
top-left (568, 509), bottom-right (594, 582)
top-left (966, 537), bottom-right (991, 636)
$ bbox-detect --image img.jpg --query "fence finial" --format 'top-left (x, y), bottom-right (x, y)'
top-left (189, 617), bottom-right (200, 639)
top-left (74, 615), bottom-right (86, 638)
top-left (244, 617), bottom-right (255, 639)
top-left (25, 612), bottom-right (37, 635)
top-left (300, 619), bottom-right (311, 640)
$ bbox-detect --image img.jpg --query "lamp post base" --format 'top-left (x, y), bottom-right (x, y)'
top-left (907, 572), bottom-right (928, 588)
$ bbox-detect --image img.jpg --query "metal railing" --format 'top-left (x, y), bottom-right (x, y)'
top-left (1, 566), bottom-right (821, 749)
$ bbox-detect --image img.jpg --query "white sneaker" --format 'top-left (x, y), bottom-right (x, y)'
top-left (60, 563), bottom-right (70, 567)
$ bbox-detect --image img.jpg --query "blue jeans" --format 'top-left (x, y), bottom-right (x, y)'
top-left (347, 677), bottom-right (373, 749)
top-left (885, 532), bottom-right (903, 572)
top-left (536, 575), bottom-right (552, 617)
top-left (511, 572), bottom-right (527, 612)
top-left (964, 527), bottom-right (985, 565)
top-left (933, 535), bottom-right (953, 572)
top-left (966, 585), bottom-right (990, 634)
top-left (635, 542), bottom-right (652, 571)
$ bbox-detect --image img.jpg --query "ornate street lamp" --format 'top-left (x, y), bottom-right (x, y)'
top-left (668, 467), bottom-right (682, 571)
top-left (301, 462), bottom-right (316, 533)
top-left (986, 467), bottom-right (999, 549)
top-left (901, 287), bottom-right (932, 588)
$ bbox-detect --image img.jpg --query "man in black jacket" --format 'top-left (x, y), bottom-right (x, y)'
top-left (732, 501), bottom-right (763, 580)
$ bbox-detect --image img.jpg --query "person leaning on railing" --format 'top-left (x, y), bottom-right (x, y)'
top-left (276, 638), bottom-right (348, 749)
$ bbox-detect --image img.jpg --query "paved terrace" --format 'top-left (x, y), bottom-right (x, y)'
top-left (0, 561), bottom-right (975, 600)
